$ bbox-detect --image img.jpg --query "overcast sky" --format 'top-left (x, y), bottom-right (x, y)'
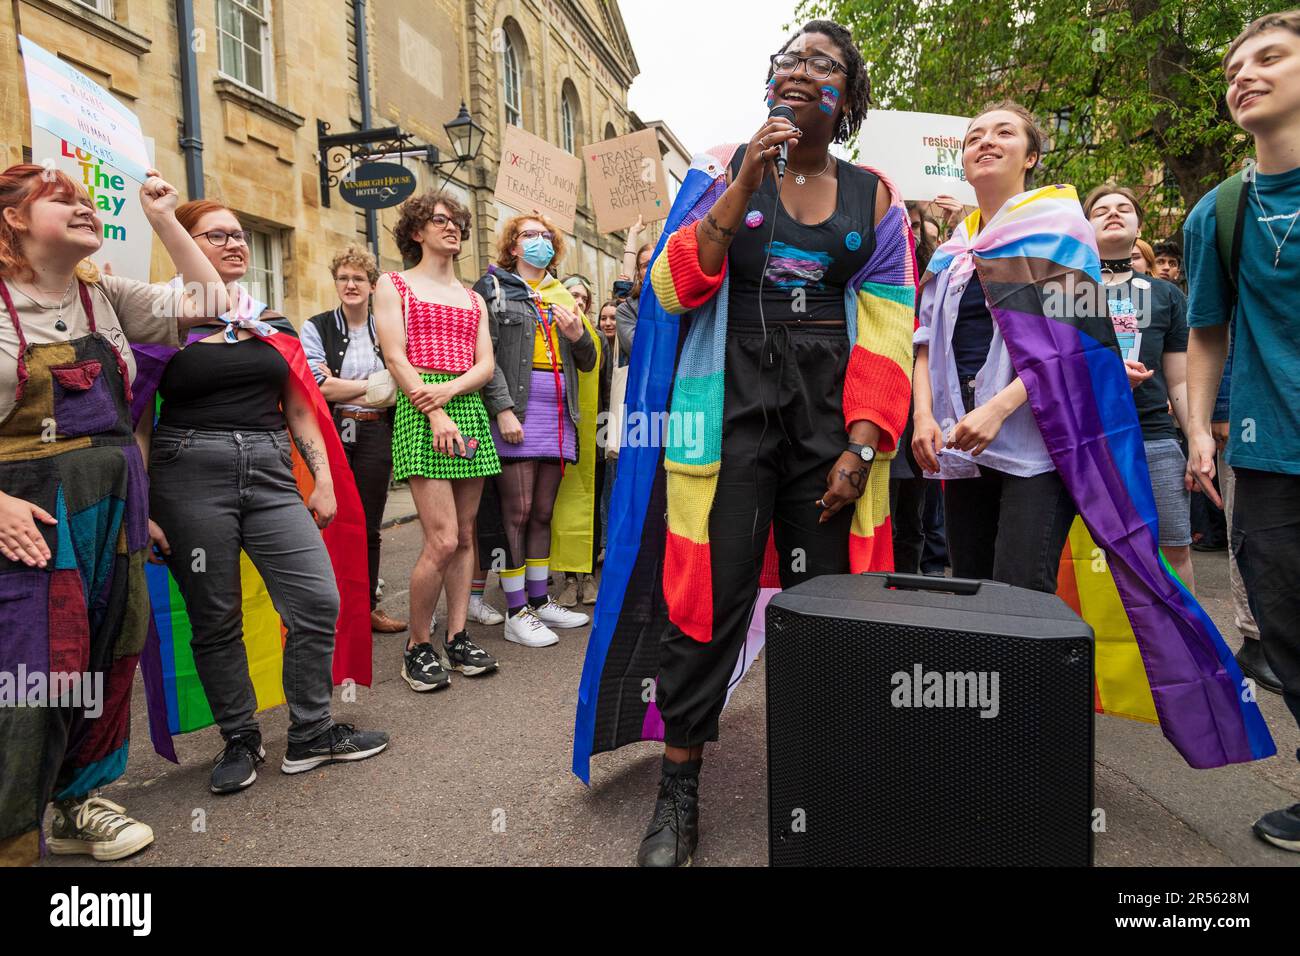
top-left (622, 0), bottom-right (805, 157)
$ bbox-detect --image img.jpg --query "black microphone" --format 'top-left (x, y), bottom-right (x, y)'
top-left (768, 104), bottom-right (796, 182)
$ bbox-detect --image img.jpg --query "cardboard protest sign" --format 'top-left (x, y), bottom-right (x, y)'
top-left (858, 110), bottom-right (976, 206)
top-left (584, 129), bottom-right (669, 234)
top-left (20, 36), bottom-right (151, 185)
top-left (32, 127), bottom-right (154, 282)
top-left (493, 125), bottom-right (582, 234)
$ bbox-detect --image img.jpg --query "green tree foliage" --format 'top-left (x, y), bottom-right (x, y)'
top-left (798, 0), bottom-right (1273, 230)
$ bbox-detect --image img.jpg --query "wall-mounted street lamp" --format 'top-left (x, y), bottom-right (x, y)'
top-left (434, 102), bottom-right (487, 190)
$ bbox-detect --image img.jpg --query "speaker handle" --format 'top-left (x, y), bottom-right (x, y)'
top-left (879, 572), bottom-right (988, 596)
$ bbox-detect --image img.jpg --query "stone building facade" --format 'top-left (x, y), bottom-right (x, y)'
top-left (0, 0), bottom-right (653, 323)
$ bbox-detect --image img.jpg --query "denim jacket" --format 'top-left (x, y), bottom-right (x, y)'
top-left (474, 265), bottom-right (596, 424)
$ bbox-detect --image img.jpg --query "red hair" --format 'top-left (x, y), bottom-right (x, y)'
top-left (0, 163), bottom-right (93, 280)
top-left (175, 199), bottom-right (232, 234)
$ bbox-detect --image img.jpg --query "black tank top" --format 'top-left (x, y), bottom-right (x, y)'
top-left (158, 337), bottom-right (289, 431)
top-left (727, 146), bottom-right (879, 326)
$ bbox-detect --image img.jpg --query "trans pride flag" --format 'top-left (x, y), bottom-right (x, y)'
top-left (924, 185), bottom-right (1273, 769)
top-left (129, 298), bottom-right (372, 761)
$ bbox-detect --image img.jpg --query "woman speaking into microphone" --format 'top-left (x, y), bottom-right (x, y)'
top-left (601, 19), bottom-right (916, 867)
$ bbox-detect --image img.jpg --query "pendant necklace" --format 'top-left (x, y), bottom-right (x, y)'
top-left (1250, 167), bottom-right (1300, 271)
top-left (790, 154), bottom-right (833, 186)
top-left (13, 279), bottom-right (76, 332)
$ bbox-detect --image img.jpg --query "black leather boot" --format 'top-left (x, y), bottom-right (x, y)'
top-left (636, 757), bottom-right (701, 867)
top-left (1237, 639), bottom-right (1283, 694)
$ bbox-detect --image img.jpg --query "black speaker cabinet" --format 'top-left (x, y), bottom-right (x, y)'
top-left (766, 573), bottom-right (1093, 866)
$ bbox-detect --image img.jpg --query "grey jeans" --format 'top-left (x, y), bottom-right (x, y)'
top-left (148, 425), bottom-right (338, 744)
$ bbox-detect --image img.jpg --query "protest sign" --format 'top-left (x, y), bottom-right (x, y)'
top-left (20, 36), bottom-right (151, 185)
top-left (31, 127), bottom-right (154, 282)
top-left (583, 129), bottom-right (669, 234)
top-left (493, 125), bottom-right (582, 234)
top-left (858, 110), bottom-right (976, 206)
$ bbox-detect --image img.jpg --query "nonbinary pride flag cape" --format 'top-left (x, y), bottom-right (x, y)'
top-left (572, 148), bottom-right (916, 783)
top-left (129, 292), bottom-right (372, 761)
top-left (924, 186), bottom-right (1272, 769)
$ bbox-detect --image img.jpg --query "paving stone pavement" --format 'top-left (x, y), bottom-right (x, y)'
top-left (41, 516), bottom-right (1300, 867)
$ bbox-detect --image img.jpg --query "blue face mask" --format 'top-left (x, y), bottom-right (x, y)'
top-left (520, 236), bottom-right (555, 269)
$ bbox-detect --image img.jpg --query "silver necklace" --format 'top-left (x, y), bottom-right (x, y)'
top-left (790, 154), bottom-right (833, 186)
top-left (13, 278), bottom-right (76, 331)
top-left (1248, 161), bottom-right (1300, 271)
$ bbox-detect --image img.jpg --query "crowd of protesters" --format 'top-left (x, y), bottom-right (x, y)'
top-left (1, 9), bottom-right (1298, 871)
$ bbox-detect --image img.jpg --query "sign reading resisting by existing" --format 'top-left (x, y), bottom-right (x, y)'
top-left (340, 162), bottom-right (417, 209)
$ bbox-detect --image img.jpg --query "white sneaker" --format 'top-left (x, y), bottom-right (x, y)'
top-left (467, 596), bottom-right (505, 626)
top-left (503, 606), bottom-right (560, 647)
top-left (532, 598), bottom-right (589, 629)
top-left (427, 611), bottom-right (438, 638)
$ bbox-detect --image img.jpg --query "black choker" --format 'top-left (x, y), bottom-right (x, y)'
top-left (1100, 258), bottom-right (1133, 273)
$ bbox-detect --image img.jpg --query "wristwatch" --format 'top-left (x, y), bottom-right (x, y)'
top-left (847, 442), bottom-right (876, 465)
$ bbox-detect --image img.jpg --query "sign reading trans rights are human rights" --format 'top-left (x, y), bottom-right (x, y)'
top-left (858, 110), bottom-right (977, 207)
top-left (20, 36), bottom-right (151, 185)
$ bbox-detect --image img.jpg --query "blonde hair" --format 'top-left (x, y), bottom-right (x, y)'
top-left (329, 243), bottom-right (379, 285)
top-left (494, 213), bottom-right (565, 272)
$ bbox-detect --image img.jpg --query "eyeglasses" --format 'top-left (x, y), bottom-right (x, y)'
top-left (770, 52), bottom-right (847, 81)
top-left (428, 214), bottom-right (465, 231)
top-left (518, 229), bottom-right (555, 242)
top-left (335, 274), bottom-right (370, 287)
top-left (192, 229), bottom-right (253, 247)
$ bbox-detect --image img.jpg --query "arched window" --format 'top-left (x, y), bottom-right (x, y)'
top-left (605, 122), bottom-right (618, 142)
top-left (502, 26), bottom-right (524, 127)
top-left (561, 84), bottom-right (580, 154)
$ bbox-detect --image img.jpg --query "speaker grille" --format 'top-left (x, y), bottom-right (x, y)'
top-left (766, 604), bottom-right (1093, 866)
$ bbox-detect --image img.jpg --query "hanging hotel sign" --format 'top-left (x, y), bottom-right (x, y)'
top-left (339, 162), bottom-right (417, 209)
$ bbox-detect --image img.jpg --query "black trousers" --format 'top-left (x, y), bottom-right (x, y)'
top-left (657, 324), bottom-right (854, 747)
top-left (1232, 468), bottom-right (1300, 735)
top-left (943, 464), bottom-right (1076, 594)
top-left (334, 411), bottom-right (393, 609)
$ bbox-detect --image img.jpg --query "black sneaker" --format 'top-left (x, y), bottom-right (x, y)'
top-left (281, 723), bottom-right (389, 775)
top-left (1253, 804), bottom-right (1300, 852)
top-left (636, 759), bottom-right (701, 867)
top-left (402, 641), bottom-right (451, 692)
top-left (440, 630), bottom-right (498, 676)
top-left (1236, 639), bottom-right (1283, 694)
top-left (210, 732), bottom-right (265, 794)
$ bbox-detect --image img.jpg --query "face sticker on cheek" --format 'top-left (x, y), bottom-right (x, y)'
top-left (766, 77), bottom-right (778, 108)
top-left (819, 85), bottom-right (840, 115)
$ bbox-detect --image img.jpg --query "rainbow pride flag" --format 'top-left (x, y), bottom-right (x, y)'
top-left (924, 186), bottom-right (1273, 769)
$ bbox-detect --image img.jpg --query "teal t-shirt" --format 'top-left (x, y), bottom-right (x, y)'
top-left (1184, 165), bottom-right (1300, 475)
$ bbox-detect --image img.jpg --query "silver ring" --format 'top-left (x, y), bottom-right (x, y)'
top-left (816, 498), bottom-right (827, 509)
top-left (759, 137), bottom-right (769, 150)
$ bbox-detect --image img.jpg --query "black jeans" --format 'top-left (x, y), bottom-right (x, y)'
top-left (943, 464), bottom-right (1076, 593)
top-left (657, 324), bottom-right (854, 747)
top-left (1232, 468), bottom-right (1300, 735)
top-left (334, 411), bottom-right (393, 609)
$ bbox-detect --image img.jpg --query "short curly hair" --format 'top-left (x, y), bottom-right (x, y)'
top-left (393, 191), bottom-right (471, 265)
top-left (329, 243), bottom-right (379, 286)
top-left (494, 213), bottom-right (566, 272)
top-left (771, 19), bottom-right (872, 145)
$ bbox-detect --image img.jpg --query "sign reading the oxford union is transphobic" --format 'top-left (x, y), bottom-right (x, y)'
top-left (493, 125), bottom-right (582, 234)
top-left (20, 36), bottom-right (151, 185)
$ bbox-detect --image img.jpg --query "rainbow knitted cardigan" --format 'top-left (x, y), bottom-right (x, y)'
top-left (572, 146), bottom-right (915, 781)
top-left (651, 145), bottom-right (915, 641)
